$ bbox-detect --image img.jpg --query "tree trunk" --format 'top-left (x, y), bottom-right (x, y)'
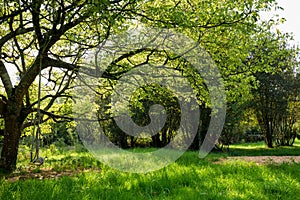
top-left (161, 128), bottom-right (168, 146)
top-left (0, 96), bottom-right (24, 173)
top-left (265, 123), bottom-right (273, 148)
top-left (265, 133), bottom-right (273, 148)
top-left (151, 134), bottom-right (160, 147)
top-left (0, 115), bottom-right (22, 172)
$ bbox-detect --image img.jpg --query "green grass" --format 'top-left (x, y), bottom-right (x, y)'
top-left (229, 140), bottom-right (300, 156)
top-left (0, 143), bottom-right (300, 200)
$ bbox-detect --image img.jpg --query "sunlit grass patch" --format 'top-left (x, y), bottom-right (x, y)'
top-left (230, 141), bottom-right (266, 149)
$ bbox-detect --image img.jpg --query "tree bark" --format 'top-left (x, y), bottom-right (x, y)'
top-left (0, 97), bottom-right (24, 172)
top-left (265, 123), bottom-right (273, 148)
top-left (151, 134), bottom-right (160, 147)
top-left (0, 115), bottom-right (22, 172)
top-left (0, 100), bottom-right (4, 115)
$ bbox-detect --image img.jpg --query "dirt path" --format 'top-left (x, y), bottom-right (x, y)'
top-left (216, 156), bottom-right (300, 165)
top-left (3, 168), bottom-right (101, 183)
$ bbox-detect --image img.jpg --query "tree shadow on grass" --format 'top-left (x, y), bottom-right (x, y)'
top-left (228, 145), bottom-right (300, 156)
top-left (0, 154), bottom-right (102, 182)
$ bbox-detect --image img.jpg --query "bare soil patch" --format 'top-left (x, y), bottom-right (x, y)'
top-left (216, 156), bottom-right (300, 165)
top-left (2, 168), bottom-right (101, 183)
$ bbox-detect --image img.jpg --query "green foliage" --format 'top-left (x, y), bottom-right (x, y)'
top-left (248, 32), bottom-right (300, 147)
top-left (42, 122), bottom-right (78, 147)
top-left (90, 0), bottom-right (300, 151)
top-left (127, 84), bottom-right (181, 147)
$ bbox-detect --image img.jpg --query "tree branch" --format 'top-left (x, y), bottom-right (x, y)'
top-left (42, 7), bottom-right (90, 52)
top-left (15, 55), bottom-right (46, 101)
top-left (0, 61), bottom-right (13, 96)
top-left (0, 6), bottom-right (29, 25)
top-left (31, 108), bottom-right (109, 123)
top-left (31, 0), bottom-right (43, 45)
top-left (0, 98), bottom-right (6, 116)
top-left (0, 27), bottom-right (34, 48)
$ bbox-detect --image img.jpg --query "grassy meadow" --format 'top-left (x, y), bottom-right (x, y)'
top-left (0, 141), bottom-right (300, 199)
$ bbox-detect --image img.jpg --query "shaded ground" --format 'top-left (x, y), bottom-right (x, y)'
top-left (3, 168), bottom-right (101, 183)
top-left (216, 156), bottom-right (300, 165)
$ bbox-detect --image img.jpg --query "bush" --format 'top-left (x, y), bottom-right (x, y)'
top-left (42, 122), bottom-right (78, 146)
